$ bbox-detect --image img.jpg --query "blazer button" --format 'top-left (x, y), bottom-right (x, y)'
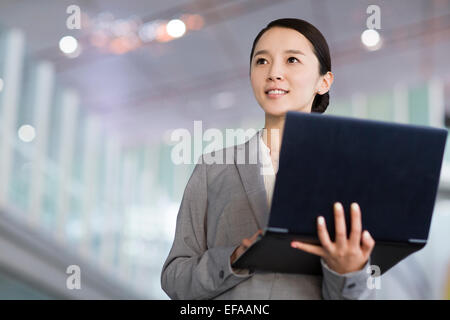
top-left (219, 270), bottom-right (224, 279)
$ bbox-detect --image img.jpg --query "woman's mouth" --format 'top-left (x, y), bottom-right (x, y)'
top-left (265, 89), bottom-right (289, 99)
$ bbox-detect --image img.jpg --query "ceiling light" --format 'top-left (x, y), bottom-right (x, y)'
top-left (59, 36), bottom-right (79, 54)
top-left (18, 124), bottom-right (36, 142)
top-left (361, 29), bottom-right (382, 50)
top-left (166, 19), bottom-right (186, 38)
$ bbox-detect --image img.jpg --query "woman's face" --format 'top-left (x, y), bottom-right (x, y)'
top-left (250, 27), bottom-right (326, 116)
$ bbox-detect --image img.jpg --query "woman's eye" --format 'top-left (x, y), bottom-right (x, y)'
top-left (288, 57), bottom-right (299, 63)
top-left (256, 58), bottom-right (267, 65)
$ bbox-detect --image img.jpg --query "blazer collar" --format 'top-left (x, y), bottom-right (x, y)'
top-left (234, 130), bottom-right (270, 230)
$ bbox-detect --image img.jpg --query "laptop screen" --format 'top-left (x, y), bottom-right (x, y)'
top-left (268, 111), bottom-right (447, 243)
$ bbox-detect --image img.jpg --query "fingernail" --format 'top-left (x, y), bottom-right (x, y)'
top-left (291, 242), bottom-right (297, 248)
top-left (317, 216), bottom-right (325, 225)
top-left (351, 203), bottom-right (359, 210)
top-left (364, 230), bottom-right (370, 238)
top-left (334, 202), bottom-right (342, 210)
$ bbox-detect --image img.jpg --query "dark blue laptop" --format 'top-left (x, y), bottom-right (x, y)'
top-left (233, 111), bottom-right (448, 275)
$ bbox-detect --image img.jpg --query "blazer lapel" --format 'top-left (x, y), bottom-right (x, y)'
top-left (234, 131), bottom-right (270, 230)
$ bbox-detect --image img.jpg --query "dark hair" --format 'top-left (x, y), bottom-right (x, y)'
top-left (250, 18), bottom-right (331, 113)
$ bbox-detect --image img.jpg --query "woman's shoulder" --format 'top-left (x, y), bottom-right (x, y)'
top-left (188, 130), bottom-right (260, 187)
top-left (199, 129), bottom-right (261, 168)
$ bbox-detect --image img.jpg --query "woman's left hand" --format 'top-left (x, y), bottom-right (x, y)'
top-left (291, 202), bottom-right (375, 274)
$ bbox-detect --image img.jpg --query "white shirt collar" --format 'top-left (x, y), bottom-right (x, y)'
top-left (258, 129), bottom-right (276, 175)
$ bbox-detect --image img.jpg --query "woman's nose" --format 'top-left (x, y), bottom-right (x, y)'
top-left (268, 66), bottom-right (284, 81)
top-left (268, 75), bottom-right (284, 81)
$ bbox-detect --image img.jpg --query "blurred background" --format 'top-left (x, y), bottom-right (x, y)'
top-left (0, 0), bottom-right (449, 299)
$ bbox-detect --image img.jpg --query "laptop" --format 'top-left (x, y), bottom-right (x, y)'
top-left (232, 111), bottom-right (448, 275)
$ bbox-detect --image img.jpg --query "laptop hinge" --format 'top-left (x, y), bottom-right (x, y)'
top-left (408, 238), bottom-right (427, 244)
top-left (266, 227), bottom-right (289, 233)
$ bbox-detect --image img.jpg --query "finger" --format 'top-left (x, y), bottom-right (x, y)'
top-left (242, 238), bottom-right (252, 248)
top-left (317, 216), bottom-right (333, 251)
top-left (361, 230), bottom-right (375, 258)
top-left (349, 203), bottom-right (362, 247)
top-left (253, 229), bottom-right (263, 238)
top-left (249, 230), bottom-right (262, 242)
top-left (243, 230), bottom-right (263, 248)
top-left (334, 202), bottom-right (347, 247)
top-left (291, 241), bottom-right (326, 258)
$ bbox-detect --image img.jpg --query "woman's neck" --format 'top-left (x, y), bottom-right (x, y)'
top-left (263, 113), bottom-right (285, 155)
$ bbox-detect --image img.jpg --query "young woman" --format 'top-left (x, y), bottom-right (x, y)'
top-left (161, 18), bottom-right (376, 300)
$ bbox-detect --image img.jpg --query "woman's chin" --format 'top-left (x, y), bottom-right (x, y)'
top-left (262, 103), bottom-right (312, 116)
top-left (262, 105), bottom-right (304, 117)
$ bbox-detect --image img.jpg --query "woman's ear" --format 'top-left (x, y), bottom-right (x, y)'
top-left (317, 71), bottom-right (334, 95)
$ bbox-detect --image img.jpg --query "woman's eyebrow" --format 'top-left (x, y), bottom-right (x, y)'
top-left (253, 49), bottom-right (306, 58)
top-left (285, 49), bottom-right (306, 56)
top-left (253, 49), bottom-right (268, 58)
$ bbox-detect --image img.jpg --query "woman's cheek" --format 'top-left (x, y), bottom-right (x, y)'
top-left (294, 76), bottom-right (316, 97)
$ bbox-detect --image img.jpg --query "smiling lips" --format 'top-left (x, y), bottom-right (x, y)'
top-left (265, 88), bottom-right (289, 99)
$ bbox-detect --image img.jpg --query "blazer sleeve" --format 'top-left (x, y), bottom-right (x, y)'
top-left (160, 158), bottom-right (252, 300)
top-left (321, 257), bottom-right (376, 300)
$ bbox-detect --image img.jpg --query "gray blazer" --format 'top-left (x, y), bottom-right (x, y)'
top-left (161, 132), bottom-right (375, 300)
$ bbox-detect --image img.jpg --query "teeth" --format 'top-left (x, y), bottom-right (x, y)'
top-left (267, 90), bottom-right (287, 94)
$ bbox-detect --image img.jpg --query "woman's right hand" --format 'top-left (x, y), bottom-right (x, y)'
top-left (230, 229), bottom-right (263, 265)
